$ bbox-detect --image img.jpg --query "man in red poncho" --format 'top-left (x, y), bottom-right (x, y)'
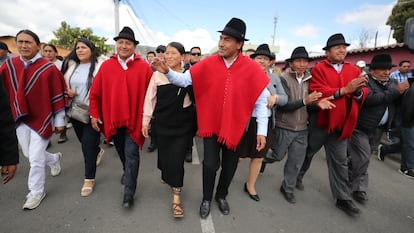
top-left (297, 33), bottom-right (368, 216)
top-left (89, 26), bottom-right (153, 208)
top-left (1, 30), bottom-right (68, 210)
top-left (152, 17), bottom-right (269, 219)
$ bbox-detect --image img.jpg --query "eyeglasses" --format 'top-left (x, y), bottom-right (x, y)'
top-left (191, 52), bottom-right (201, 56)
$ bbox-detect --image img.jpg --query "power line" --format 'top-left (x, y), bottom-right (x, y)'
top-left (123, 0), bottom-right (156, 44)
top-left (152, 0), bottom-right (192, 29)
top-left (125, 7), bottom-right (147, 44)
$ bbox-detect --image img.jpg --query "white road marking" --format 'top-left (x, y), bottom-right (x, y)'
top-left (200, 214), bottom-right (215, 233)
top-left (192, 137), bottom-right (200, 165)
top-left (193, 137), bottom-right (214, 233)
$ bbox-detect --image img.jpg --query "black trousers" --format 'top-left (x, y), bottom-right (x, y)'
top-left (202, 135), bottom-right (239, 201)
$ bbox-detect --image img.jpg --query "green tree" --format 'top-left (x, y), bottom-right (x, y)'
top-left (386, 0), bottom-right (414, 43)
top-left (49, 21), bottom-right (112, 55)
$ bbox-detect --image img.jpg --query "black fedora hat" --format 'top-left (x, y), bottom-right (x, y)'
top-left (113, 26), bottom-right (139, 45)
top-left (323, 33), bottom-right (350, 50)
top-left (218, 17), bottom-right (249, 41)
top-left (286, 46), bottom-right (311, 62)
top-left (250, 44), bottom-right (274, 60)
top-left (0, 41), bottom-right (11, 53)
top-left (368, 54), bottom-right (396, 69)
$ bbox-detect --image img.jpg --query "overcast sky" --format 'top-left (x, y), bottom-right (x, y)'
top-left (1, 0), bottom-right (398, 60)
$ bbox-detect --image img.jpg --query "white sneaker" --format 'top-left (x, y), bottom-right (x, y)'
top-left (23, 192), bottom-right (46, 210)
top-left (96, 148), bottom-right (104, 166)
top-left (51, 152), bottom-right (62, 176)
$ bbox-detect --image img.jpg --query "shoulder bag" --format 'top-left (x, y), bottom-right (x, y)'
top-left (66, 64), bottom-right (91, 124)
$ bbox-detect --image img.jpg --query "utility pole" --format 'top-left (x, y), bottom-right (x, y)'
top-left (388, 28), bottom-right (393, 45)
top-left (272, 16), bottom-right (278, 46)
top-left (114, 0), bottom-right (120, 35)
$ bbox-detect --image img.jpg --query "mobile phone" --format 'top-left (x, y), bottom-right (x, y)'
top-left (360, 71), bottom-right (367, 78)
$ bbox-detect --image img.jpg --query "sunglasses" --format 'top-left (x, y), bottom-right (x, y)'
top-left (191, 52), bottom-right (201, 56)
top-left (156, 50), bottom-right (165, 53)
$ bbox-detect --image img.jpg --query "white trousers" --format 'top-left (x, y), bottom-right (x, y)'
top-left (16, 123), bottom-right (58, 197)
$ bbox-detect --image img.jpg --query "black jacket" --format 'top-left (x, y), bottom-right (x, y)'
top-left (356, 74), bottom-right (401, 134)
top-left (0, 76), bottom-right (19, 165)
top-left (401, 83), bottom-right (414, 128)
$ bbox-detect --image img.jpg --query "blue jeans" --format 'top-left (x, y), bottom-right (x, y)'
top-left (113, 127), bottom-right (140, 198)
top-left (400, 127), bottom-right (414, 170)
top-left (71, 119), bottom-right (101, 179)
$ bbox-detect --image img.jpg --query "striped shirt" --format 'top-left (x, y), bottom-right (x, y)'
top-left (390, 70), bottom-right (412, 83)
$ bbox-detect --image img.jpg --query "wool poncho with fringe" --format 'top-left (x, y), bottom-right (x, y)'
top-left (310, 60), bottom-right (368, 139)
top-left (189, 53), bottom-right (269, 150)
top-left (89, 54), bottom-right (153, 148)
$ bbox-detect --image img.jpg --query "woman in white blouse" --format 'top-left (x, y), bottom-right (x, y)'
top-left (62, 38), bottom-right (105, 197)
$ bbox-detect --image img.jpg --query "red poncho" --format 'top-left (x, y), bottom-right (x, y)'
top-left (1, 56), bottom-right (68, 139)
top-left (310, 60), bottom-right (368, 139)
top-left (190, 53), bottom-right (269, 150)
top-left (89, 54), bottom-right (153, 148)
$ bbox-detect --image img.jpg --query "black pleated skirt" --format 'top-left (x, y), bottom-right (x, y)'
top-left (237, 117), bottom-right (272, 159)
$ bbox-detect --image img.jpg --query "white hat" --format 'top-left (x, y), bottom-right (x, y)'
top-left (356, 60), bottom-right (366, 68)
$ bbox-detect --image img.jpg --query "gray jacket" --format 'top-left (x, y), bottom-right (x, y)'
top-left (267, 72), bottom-right (288, 127)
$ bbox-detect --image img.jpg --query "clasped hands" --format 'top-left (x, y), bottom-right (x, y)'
top-left (341, 75), bottom-right (368, 96)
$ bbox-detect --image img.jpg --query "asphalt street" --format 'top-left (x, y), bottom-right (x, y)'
top-left (0, 128), bottom-right (413, 233)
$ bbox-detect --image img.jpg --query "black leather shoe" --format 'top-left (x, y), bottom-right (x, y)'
top-left (215, 197), bottom-right (230, 215)
top-left (199, 200), bottom-right (211, 219)
top-left (58, 131), bottom-right (68, 144)
top-left (295, 180), bottom-right (304, 191)
top-left (185, 148), bottom-right (192, 163)
top-left (147, 144), bottom-right (156, 152)
top-left (244, 183), bottom-right (260, 201)
top-left (336, 199), bottom-right (360, 216)
top-left (280, 185), bottom-right (296, 204)
top-left (352, 191), bottom-right (368, 204)
top-left (122, 196), bottom-right (134, 208)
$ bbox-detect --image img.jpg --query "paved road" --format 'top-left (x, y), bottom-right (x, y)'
top-left (1, 128), bottom-right (413, 233)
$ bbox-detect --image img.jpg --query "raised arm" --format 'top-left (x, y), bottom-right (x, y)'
top-left (151, 57), bottom-right (192, 87)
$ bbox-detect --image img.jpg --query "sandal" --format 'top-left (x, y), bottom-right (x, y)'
top-left (81, 179), bottom-right (95, 197)
top-left (172, 203), bottom-right (184, 218)
top-left (171, 187), bottom-right (183, 218)
top-left (172, 187), bottom-right (181, 195)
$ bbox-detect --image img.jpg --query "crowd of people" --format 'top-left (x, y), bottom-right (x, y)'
top-left (0, 17), bottom-right (413, 221)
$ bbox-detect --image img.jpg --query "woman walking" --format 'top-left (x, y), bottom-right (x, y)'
top-left (142, 42), bottom-right (196, 218)
top-left (62, 38), bottom-right (105, 197)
